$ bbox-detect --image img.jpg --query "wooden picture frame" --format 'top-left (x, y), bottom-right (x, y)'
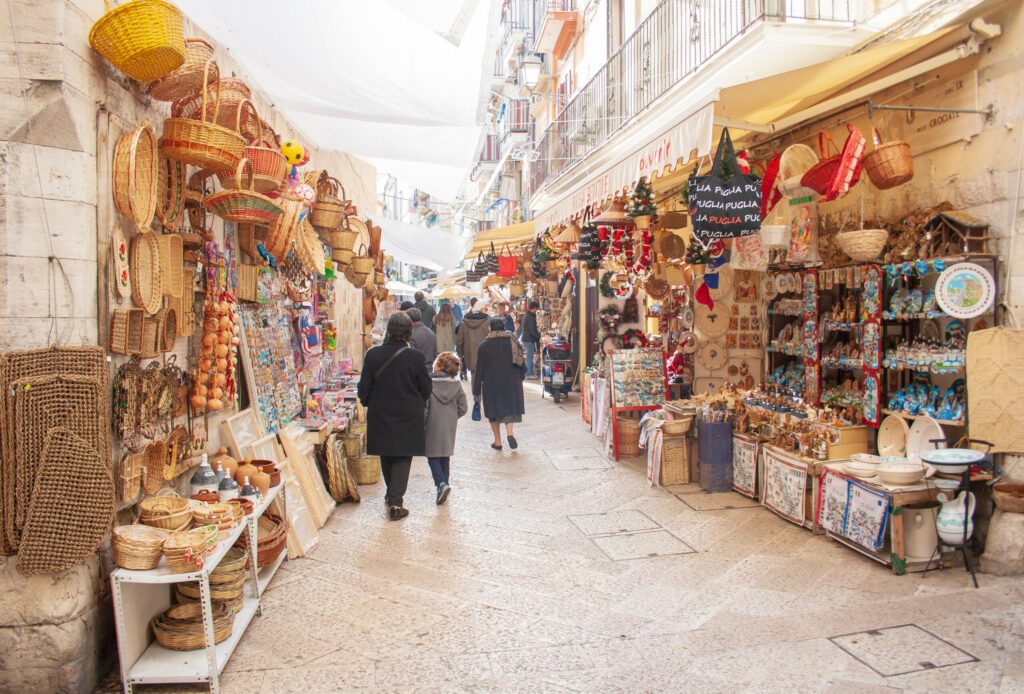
top-left (221, 408), bottom-right (264, 460)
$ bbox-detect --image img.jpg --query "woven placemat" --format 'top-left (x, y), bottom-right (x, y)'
top-left (0, 346), bottom-right (106, 554)
top-left (9, 374), bottom-right (109, 552)
top-left (17, 427), bottom-right (114, 575)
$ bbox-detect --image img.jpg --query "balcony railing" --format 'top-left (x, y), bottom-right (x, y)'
top-left (498, 100), bottom-right (532, 143)
top-left (530, 0), bottom-right (851, 194)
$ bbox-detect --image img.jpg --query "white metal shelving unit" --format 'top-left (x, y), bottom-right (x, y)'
top-left (111, 482), bottom-right (287, 693)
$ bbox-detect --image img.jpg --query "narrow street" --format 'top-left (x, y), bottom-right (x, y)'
top-left (210, 385), bottom-right (1024, 693)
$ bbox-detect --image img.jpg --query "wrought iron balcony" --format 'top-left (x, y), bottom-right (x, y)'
top-left (530, 0), bottom-right (852, 195)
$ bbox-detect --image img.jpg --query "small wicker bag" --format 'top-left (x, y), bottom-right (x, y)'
top-left (110, 308), bottom-right (145, 355)
top-left (160, 61), bottom-right (246, 173)
top-left (205, 158), bottom-right (284, 225)
top-left (863, 128), bottom-right (913, 190)
top-left (154, 155), bottom-right (186, 231)
top-left (350, 244), bottom-right (375, 275)
top-left (112, 123), bottom-right (159, 232)
top-left (307, 171), bottom-right (349, 230)
top-left (88, 0), bottom-right (185, 83)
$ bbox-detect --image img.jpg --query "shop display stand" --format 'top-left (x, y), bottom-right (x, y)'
top-left (111, 483), bottom-right (286, 694)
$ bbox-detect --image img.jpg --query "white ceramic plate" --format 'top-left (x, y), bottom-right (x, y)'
top-left (697, 341), bottom-right (728, 371)
top-left (878, 414), bottom-right (909, 457)
top-left (844, 462), bottom-right (878, 478)
top-left (907, 415), bottom-right (944, 464)
top-left (762, 276), bottom-right (777, 301)
top-left (850, 453), bottom-right (883, 465)
top-left (935, 262), bottom-right (995, 319)
top-left (680, 307), bottom-right (694, 329)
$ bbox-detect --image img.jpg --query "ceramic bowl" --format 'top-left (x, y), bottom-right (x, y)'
top-left (931, 478), bottom-right (960, 493)
top-left (850, 453), bottom-right (883, 465)
top-left (877, 463), bottom-right (927, 486)
top-left (920, 448), bottom-right (985, 474)
top-left (844, 462), bottom-right (878, 479)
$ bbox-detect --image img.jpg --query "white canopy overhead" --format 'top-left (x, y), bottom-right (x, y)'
top-left (175, 0), bottom-right (492, 200)
top-left (375, 218), bottom-right (472, 272)
top-left (386, 280), bottom-right (421, 297)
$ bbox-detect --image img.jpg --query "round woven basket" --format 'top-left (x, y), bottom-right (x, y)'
top-left (265, 194), bottom-right (302, 261)
top-left (205, 158), bottom-right (284, 225)
top-left (112, 524), bottom-right (168, 570)
top-left (350, 244), bottom-right (375, 274)
top-left (130, 231), bottom-right (162, 314)
top-left (173, 77), bottom-right (259, 141)
top-left (152, 601), bottom-right (233, 650)
top-left (835, 228), bottom-right (888, 262)
top-left (88, 0), bottom-right (185, 83)
top-left (661, 416), bottom-right (693, 436)
top-left (349, 455), bottom-right (381, 485)
top-left (113, 123), bottom-right (159, 232)
top-left (144, 37), bottom-right (216, 101)
top-left (778, 143), bottom-right (820, 197)
top-left (159, 61), bottom-right (246, 173)
top-left (863, 133), bottom-right (913, 190)
top-left (140, 491), bottom-right (192, 531)
top-left (800, 133), bottom-right (842, 196)
top-left (217, 107), bottom-right (288, 193)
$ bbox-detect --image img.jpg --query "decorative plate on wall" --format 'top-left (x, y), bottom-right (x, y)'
top-left (695, 304), bottom-right (728, 338)
top-left (935, 262), bottom-right (995, 319)
top-left (697, 341), bottom-right (728, 371)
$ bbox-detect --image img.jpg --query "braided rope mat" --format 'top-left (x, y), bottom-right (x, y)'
top-left (17, 428), bottom-right (114, 575)
top-left (0, 347), bottom-right (106, 555)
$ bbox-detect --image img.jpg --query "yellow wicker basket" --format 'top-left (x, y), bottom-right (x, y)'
top-left (88, 0), bottom-right (185, 83)
top-left (349, 455), bottom-right (381, 485)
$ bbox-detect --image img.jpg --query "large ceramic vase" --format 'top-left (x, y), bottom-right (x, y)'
top-left (235, 459), bottom-right (259, 488)
top-left (211, 446), bottom-right (238, 480)
top-left (936, 490), bottom-right (976, 545)
top-left (190, 455), bottom-right (219, 497)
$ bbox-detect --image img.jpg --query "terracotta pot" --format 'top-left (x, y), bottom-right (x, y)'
top-left (247, 459), bottom-right (274, 495)
top-left (211, 446), bottom-right (238, 479)
top-left (234, 459), bottom-right (259, 488)
top-left (253, 461), bottom-right (281, 487)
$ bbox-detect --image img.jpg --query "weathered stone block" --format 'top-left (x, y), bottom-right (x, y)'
top-left (0, 142), bottom-right (97, 204)
top-left (0, 194), bottom-right (97, 261)
top-left (0, 316), bottom-right (97, 352)
top-left (0, 79), bottom-right (95, 154)
top-left (980, 509), bottom-right (1024, 576)
top-left (0, 555), bottom-right (103, 628)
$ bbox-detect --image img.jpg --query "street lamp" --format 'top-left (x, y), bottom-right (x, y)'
top-left (520, 53), bottom-right (544, 91)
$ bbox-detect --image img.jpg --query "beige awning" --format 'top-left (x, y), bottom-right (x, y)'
top-left (465, 221), bottom-right (535, 258)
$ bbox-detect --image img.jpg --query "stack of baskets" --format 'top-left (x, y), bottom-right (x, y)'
top-left (306, 171), bottom-right (349, 231)
top-left (112, 524), bottom-right (168, 570)
top-left (617, 414), bottom-right (643, 457)
top-left (152, 602), bottom-right (233, 651)
top-left (235, 513), bottom-right (287, 568)
top-left (139, 493), bottom-right (192, 532)
top-left (163, 527), bottom-right (217, 573)
top-left (176, 547), bottom-right (248, 614)
top-left (191, 502), bottom-right (236, 536)
top-left (225, 497), bottom-right (254, 520)
top-left (659, 416), bottom-right (694, 485)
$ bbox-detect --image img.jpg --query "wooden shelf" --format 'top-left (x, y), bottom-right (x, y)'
top-left (881, 409), bottom-right (965, 427)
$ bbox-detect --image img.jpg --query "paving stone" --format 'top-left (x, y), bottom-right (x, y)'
top-left (589, 529), bottom-right (696, 561)
top-left (568, 510), bottom-right (660, 536)
top-left (829, 624), bottom-right (978, 677)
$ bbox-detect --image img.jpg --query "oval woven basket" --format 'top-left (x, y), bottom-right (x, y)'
top-left (835, 228), bottom-right (888, 262)
top-left (130, 231), bottom-right (163, 314)
top-left (863, 131), bottom-right (913, 190)
top-left (144, 37), bottom-right (216, 101)
top-left (264, 194), bottom-right (302, 260)
top-left (113, 123), bottom-right (159, 232)
top-left (159, 61), bottom-right (246, 173)
top-left (88, 0), bottom-right (185, 83)
top-left (205, 158), bottom-right (284, 225)
top-left (154, 155), bottom-right (186, 230)
top-left (294, 220), bottom-right (326, 275)
top-left (332, 247), bottom-right (355, 269)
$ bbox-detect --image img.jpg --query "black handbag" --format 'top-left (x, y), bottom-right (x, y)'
top-left (689, 128), bottom-right (762, 245)
top-left (465, 252), bottom-right (486, 282)
top-left (480, 242), bottom-right (499, 274)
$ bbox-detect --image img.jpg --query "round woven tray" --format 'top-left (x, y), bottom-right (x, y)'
top-left (113, 123), bottom-right (159, 232)
top-left (130, 231), bottom-right (162, 314)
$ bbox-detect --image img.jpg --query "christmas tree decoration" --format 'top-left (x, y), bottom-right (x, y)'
top-left (626, 177), bottom-right (658, 229)
top-left (685, 236), bottom-right (711, 265)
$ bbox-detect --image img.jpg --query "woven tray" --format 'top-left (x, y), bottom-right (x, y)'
top-left (157, 234), bottom-right (184, 298)
top-left (112, 123), bottom-right (159, 232)
top-left (131, 231), bottom-right (163, 314)
top-left (17, 428), bottom-right (114, 575)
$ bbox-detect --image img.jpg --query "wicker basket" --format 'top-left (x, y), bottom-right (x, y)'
top-left (617, 415), bottom-right (642, 457)
top-left (349, 455), bottom-right (381, 485)
top-left (130, 231), bottom-right (163, 315)
top-left (112, 524), bottom-right (168, 570)
top-left (152, 601), bottom-right (233, 650)
top-left (306, 171), bottom-right (349, 230)
top-left (159, 61), bottom-right (246, 173)
top-left (237, 264), bottom-right (260, 303)
top-left (217, 109), bottom-right (288, 193)
top-left (342, 434), bottom-right (362, 458)
top-left (110, 307), bottom-right (144, 355)
top-left (265, 195), bottom-right (302, 261)
top-left (173, 76), bottom-right (259, 142)
top-left (140, 492), bottom-right (192, 530)
top-left (88, 0), bottom-right (185, 83)
top-left (157, 233), bottom-right (183, 298)
top-left (140, 316), bottom-right (161, 358)
top-left (800, 131), bottom-right (842, 196)
top-left (344, 264), bottom-right (369, 289)
top-left (660, 435), bottom-right (690, 485)
top-left (155, 155), bottom-right (186, 230)
top-left (113, 123), bottom-right (159, 232)
top-left (294, 220), bottom-right (326, 276)
top-left (118, 451), bottom-right (144, 502)
top-left (863, 129), bottom-right (913, 190)
top-left (350, 244), bottom-right (375, 274)
top-left (205, 158), bottom-right (284, 225)
top-left (331, 226), bottom-right (359, 254)
top-left (835, 228), bottom-right (888, 262)
top-left (164, 528), bottom-right (216, 573)
top-left (661, 415), bottom-right (693, 437)
top-left (144, 37), bottom-right (216, 101)
top-left (235, 513), bottom-right (287, 567)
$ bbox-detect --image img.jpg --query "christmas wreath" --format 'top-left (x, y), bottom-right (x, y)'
top-left (621, 328), bottom-right (649, 348)
top-left (599, 271), bottom-right (616, 298)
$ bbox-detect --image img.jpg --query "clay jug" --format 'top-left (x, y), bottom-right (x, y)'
top-left (211, 446), bottom-right (238, 480)
top-left (235, 459), bottom-right (259, 488)
top-left (248, 462), bottom-right (271, 496)
top-left (936, 490), bottom-right (976, 545)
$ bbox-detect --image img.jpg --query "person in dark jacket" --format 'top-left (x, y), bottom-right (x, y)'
top-left (496, 302), bottom-right (515, 333)
top-left (456, 305), bottom-right (489, 378)
top-left (473, 317), bottom-right (526, 450)
top-left (399, 300), bottom-right (414, 311)
top-left (357, 312), bottom-right (432, 520)
top-left (406, 307), bottom-right (437, 369)
top-left (413, 291), bottom-right (436, 330)
top-left (520, 300), bottom-right (542, 379)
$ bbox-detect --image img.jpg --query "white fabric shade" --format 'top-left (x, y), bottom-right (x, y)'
top-left (375, 217), bottom-right (472, 272)
top-left (175, 0), bottom-right (490, 199)
top-left (386, 280), bottom-right (421, 296)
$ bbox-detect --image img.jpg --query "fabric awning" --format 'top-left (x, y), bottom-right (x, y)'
top-left (465, 221), bottom-right (536, 258)
top-left (385, 280), bottom-right (421, 296)
top-left (375, 218), bottom-right (472, 272)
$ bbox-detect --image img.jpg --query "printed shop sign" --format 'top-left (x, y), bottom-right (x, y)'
top-left (689, 128), bottom-right (762, 245)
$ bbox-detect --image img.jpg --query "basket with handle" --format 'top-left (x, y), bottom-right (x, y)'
top-left (307, 171), bottom-right (349, 230)
top-left (205, 158), bottom-right (284, 225)
top-left (172, 76), bottom-right (259, 142)
top-left (332, 247), bottom-right (355, 270)
top-left (217, 106), bottom-right (288, 193)
top-left (144, 37), bottom-right (216, 101)
top-left (113, 123), bottom-right (159, 232)
top-left (350, 243), bottom-right (375, 275)
top-left (349, 455), bottom-right (381, 485)
top-left (835, 228), bottom-right (889, 262)
top-left (159, 60), bottom-right (246, 173)
top-left (800, 131), bottom-right (842, 196)
top-left (863, 128), bottom-right (913, 190)
top-left (88, 0), bottom-right (185, 83)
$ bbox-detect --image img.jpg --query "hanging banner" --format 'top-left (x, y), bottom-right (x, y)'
top-left (689, 128), bottom-right (762, 245)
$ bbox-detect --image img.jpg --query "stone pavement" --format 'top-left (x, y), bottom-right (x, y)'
top-left (115, 382), bottom-right (1024, 692)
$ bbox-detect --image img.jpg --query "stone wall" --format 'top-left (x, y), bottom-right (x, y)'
top-left (0, 0), bottom-right (376, 690)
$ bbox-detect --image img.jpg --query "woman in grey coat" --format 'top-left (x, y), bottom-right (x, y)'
top-left (425, 352), bottom-right (468, 504)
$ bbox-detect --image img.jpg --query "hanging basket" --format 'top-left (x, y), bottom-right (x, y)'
top-left (130, 231), bottom-right (163, 314)
top-left (88, 0), bottom-right (185, 83)
top-left (156, 233), bottom-right (183, 298)
top-left (344, 264), bottom-right (369, 289)
top-left (154, 155), bottom-right (186, 230)
top-left (143, 37), bottom-right (216, 101)
top-left (330, 224), bottom-right (359, 254)
top-left (800, 131), bottom-right (842, 196)
top-left (172, 76), bottom-right (259, 142)
top-left (217, 104), bottom-right (288, 193)
top-left (205, 158), bottom-right (284, 225)
top-left (112, 123), bottom-right (159, 232)
top-left (306, 171), bottom-right (350, 230)
top-left (294, 220), bottom-right (326, 276)
top-left (159, 61), bottom-right (246, 173)
top-left (350, 244), bottom-right (375, 275)
top-left (160, 306), bottom-right (178, 351)
top-left (265, 194), bottom-right (303, 261)
top-left (332, 247), bottom-right (355, 269)
top-left (863, 129), bottom-right (914, 190)
top-left (835, 228), bottom-right (889, 262)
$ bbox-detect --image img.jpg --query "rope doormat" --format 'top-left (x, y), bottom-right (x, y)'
top-left (17, 427), bottom-right (114, 575)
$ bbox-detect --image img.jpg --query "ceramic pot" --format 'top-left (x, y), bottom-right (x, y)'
top-left (936, 490), bottom-right (976, 545)
top-left (189, 455), bottom-right (219, 497)
top-left (217, 475), bottom-right (239, 502)
top-left (253, 461), bottom-right (281, 487)
top-left (211, 446), bottom-right (238, 479)
top-left (235, 459), bottom-right (259, 487)
top-left (238, 476), bottom-right (259, 503)
top-left (251, 467), bottom-right (271, 496)
top-left (903, 502), bottom-right (939, 560)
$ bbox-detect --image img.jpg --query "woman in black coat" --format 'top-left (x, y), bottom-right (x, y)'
top-left (472, 317), bottom-right (526, 450)
top-left (358, 312), bottom-right (432, 520)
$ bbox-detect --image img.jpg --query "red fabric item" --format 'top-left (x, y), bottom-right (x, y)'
top-left (497, 243), bottom-right (518, 278)
top-left (824, 125), bottom-right (866, 202)
top-left (695, 280), bottom-right (714, 311)
top-left (761, 152), bottom-right (782, 218)
top-left (736, 149), bottom-right (751, 174)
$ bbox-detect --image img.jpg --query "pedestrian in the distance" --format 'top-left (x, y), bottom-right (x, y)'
top-left (357, 312), bottom-right (432, 520)
top-left (434, 303), bottom-right (457, 354)
top-left (413, 291), bottom-right (436, 330)
top-left (425, 352), bottom-right (468, 505)
top-left (406, 307), bottom-right (437, 369)
top-left (520, 300), bottom-right (541, 379)
top-left (473, 317), bottom-right (526, 450)
top-left (456, 300), bottom-right (489, 381)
